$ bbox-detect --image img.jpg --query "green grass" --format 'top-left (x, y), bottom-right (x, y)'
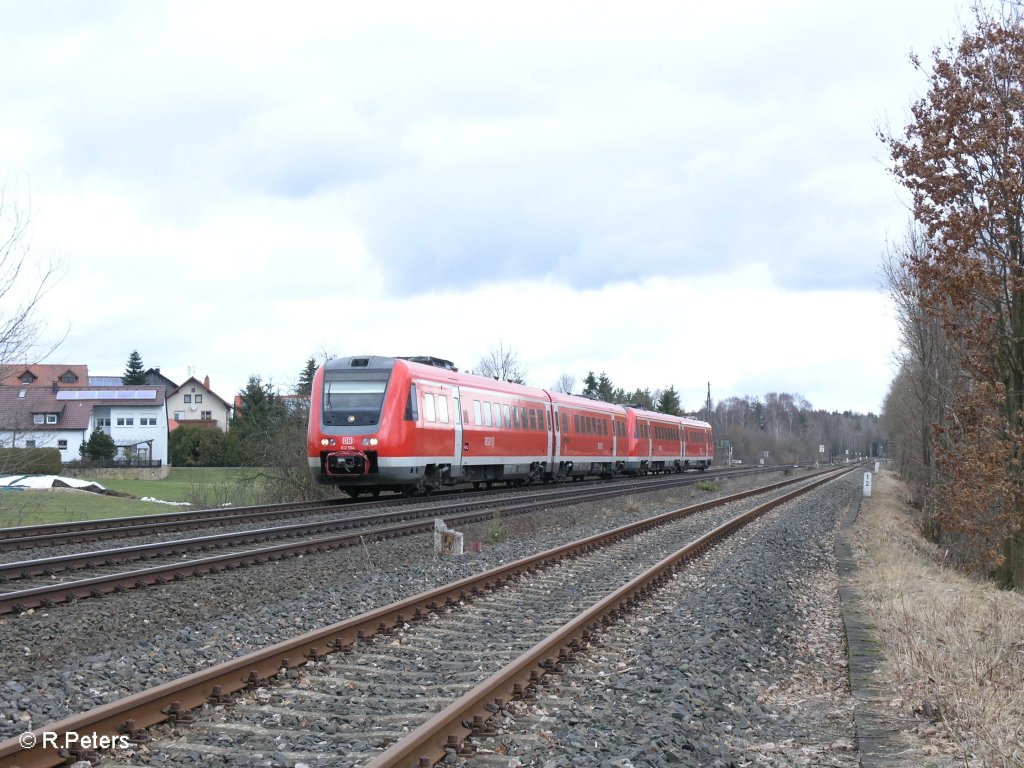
top-left (0, 468), bottom-right (267, 529)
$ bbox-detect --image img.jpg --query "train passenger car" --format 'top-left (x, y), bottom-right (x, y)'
top-left (307, 355), bottom-right (554, 495)
top-left (547, 392), bottom-right (627, 479)
top-left (680, 417), bottom-right (714, 470)
top-left (308, 354), bottom-right (715, 494)
top-left (624, 408), bottom-right (714, 473)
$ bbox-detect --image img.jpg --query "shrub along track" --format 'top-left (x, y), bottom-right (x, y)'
top-left (0, 465), bottom-right (858, 768)
top-left (0, 470), bottom-right (803, 615)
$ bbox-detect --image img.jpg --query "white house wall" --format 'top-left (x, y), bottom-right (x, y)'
top-left (0, 429), bottom-right (85, 463)
top-left (104, 405), bottom-right (168, 463)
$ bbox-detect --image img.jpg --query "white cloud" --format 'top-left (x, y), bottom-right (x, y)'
top-left (1, 0), bottom-right (964, 412)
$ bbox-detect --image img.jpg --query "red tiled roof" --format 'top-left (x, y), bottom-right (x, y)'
top-left (0, 387), bottom-right (93, 431)
top-left (0, 364), bottom-right (89, 388)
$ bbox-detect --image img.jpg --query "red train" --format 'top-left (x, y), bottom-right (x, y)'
top-left (307, 355), bottom-right (713, 496)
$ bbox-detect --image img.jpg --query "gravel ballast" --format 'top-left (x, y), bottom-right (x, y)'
top-left (0, 468), bottom-right (853, 765)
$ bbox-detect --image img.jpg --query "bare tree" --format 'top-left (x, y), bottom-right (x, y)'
top-left (473, 339), bottom-right (527, 384)
top-left (0, 188), bottom-right (64, 381)
top-left (882, 6), bottom-right (1024, 585)
top-left (552, 373), bottom-right (575, 394)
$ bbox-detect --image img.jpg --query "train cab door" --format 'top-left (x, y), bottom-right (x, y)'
top-left (451, 386), bottom-right (464, 478)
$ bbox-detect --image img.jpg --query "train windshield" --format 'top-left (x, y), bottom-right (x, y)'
top-left (325, 379), bottom-right (387, 409)
top-left (322, 371), bottom-right (391, 426)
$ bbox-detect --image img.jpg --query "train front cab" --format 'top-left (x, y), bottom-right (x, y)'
top-left (308, 356), bottom-right (421, 493)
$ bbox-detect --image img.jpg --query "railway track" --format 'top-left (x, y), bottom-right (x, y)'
top-left (0, 465), bottom-right (777, 554)
top-left (0, 464), bottom-right (859, 768)
top-left (0, 469), bottom-right (805, 615)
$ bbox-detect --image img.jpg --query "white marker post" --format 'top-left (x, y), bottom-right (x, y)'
top-left (863, 472), bottom-right (873, 497)
top-left (874, 461), bottom-right (880, 473)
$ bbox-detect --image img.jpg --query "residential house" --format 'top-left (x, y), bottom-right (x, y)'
top-left (145, 368), bottom-right (178, 398)
top-left (167, 376), bottom-right (231, 432)
top-left (0, 383), bottom-right (168, 464)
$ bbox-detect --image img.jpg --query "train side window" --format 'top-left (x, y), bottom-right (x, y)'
top-left (484, 401), bottom-right (493, 427)
top-left (424, 393), bottom-right (436, 423)
top-left (512, 405), bottom-right (520, 429)
top-left (437, 395), bottom-right (449, 424)
top-left (529, 409), bottom-right (537, 430)
top-left (503, 404), bottom-right (511, 428)
top-left (493, 403), bottom-right (501, 428)
top-left (520, 406), bottom-right (528, 429)
top-left (562, 413), bottom-right (568, 433)
top-left (405, 384), bottom-right (419, 421)
top-left (574, 414), bottom-right (580, 432)
top-left (473, 400), bottom-right (482, 426)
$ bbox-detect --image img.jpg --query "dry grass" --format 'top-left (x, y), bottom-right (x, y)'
top-left (853, 471), bottom-right (1024, 767)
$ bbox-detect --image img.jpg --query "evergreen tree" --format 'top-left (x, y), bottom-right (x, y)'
top-left (581, 371), bottom-right (599, 398)
top-left (122, 350), bottom-right (146, 385)
top-left (296, 357), bottom-right (318, 397)
top-left (657, 385), bottom-right (683, 416)
top-left (79, 428), bottom-right (117, 461)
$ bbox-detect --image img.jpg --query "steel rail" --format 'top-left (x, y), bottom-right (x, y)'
top-left (0, 465), bottom-right (775, 552)
top-left (0, 470), bottom-right (831, 616)
top-left (0, 466), bottom-right (851, 768)
top-left (0, 472), bottom-right (725, 580)
top-left (365, 464), bottom-right (860, 768)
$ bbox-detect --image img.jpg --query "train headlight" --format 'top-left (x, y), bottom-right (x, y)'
top-left (362, 437), bottom-right (379, 446)
top-left (320, 438), bottom-right (337, 446)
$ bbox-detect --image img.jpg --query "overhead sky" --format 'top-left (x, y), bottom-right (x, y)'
top-left (1, 0), bottom-right (970, 414)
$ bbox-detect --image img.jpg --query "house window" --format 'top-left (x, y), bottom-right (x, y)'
top-left (61, 373), bottom-right (77, 383)
top-left (184, 395), bottom-right (192, 403)
top-left (201, 410), bottom-right (212, 420)
top-left (116, 417), bottom-right (134, 427)
top-left (25, 440), bottom-right (35, 448)
top-left (46, 414), bottom-right (57, 424)
top-left (33, 414), bottom-right (44, 424)
top-left (96, 417), bottom-right (111, 428)
top-left (140, 417), bottom-right (157, 426)
top-left (58, 440), bottom-right (68, 450)
top-left (173, 411), bottom-right (184, 420)
top-left (195, 394), bottom-right (203, 403)
top-left (20, 373), bottom-right (34, 384)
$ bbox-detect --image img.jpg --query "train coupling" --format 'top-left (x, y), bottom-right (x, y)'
top-left (325, 449), bottom-right (371, 477)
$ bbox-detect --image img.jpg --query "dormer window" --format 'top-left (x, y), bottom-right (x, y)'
top-left (60, 372), bottom-right (78, 383)
top-left (20, 372), bottom-right (35, 384)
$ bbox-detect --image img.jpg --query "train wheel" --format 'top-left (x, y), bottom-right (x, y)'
top-left (348, 489), bottom-right (361, 499)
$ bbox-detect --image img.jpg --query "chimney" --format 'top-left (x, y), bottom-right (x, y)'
top-left (203, 375), bottom-right (210, 389)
